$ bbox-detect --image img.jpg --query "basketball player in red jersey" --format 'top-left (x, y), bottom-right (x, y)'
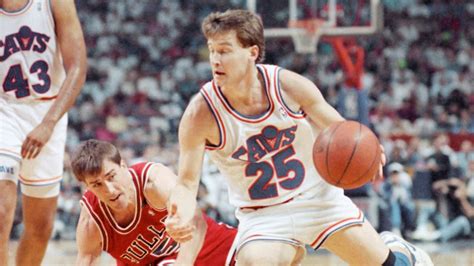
top-left (0, 0), bottom-right (86, 265)
top-left (168, 9), bottom-right (433, 266)
top-left (71, 140), bottom-right (236, 265)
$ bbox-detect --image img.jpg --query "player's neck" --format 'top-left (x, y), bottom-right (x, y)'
top-left (110, 183), bottom-right (137, 227)
top-left (221, 65), bottom-right (263, 104)
top-left (1, 0), bottom-right (29, 11)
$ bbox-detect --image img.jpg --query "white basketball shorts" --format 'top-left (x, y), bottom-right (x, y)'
top-left (226, 182), bottom-right (364, 265)
top-left (0, 97), bottom-right (67, 196)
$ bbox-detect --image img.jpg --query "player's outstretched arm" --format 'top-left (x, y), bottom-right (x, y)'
top-left (144, 163), bottom-right (180, 210)
top-left (280, 68), bottom-right (386, 179)
top-left (279, 69), bottom-right (345, 130)
top-left (168, 94), bottom-right (215, 225)
top-left (174, 209), bottom-right (208, 265)
top-left (75, 206), bottom-right (102, 266)
top-left (143, 162), bottom-right (208, 264)
top-left (22, 0), bottom-right (87, 159)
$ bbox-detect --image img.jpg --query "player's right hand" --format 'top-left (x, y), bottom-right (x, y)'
top-left (165, 203), bottom-right (195, 243)
top-left (21, 120), bottom-right (55, 159)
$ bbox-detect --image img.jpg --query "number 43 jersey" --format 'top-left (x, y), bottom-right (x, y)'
top-left (200, 64), bottom-right (322, 209)
top-left (0, 0), bottom-right (65, 102)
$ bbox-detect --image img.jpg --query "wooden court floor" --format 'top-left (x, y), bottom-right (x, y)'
top-left (8, 239), bottom-right (474, 265)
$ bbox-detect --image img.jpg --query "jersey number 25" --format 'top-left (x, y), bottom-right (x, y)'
top-left (246, 145), bottom-right (305, 200)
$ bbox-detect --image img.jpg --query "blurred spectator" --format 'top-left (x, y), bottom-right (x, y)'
top-left (380, 163), bottom-right (416, 236)
top-left (427, 135), bottom-right (452, 184)
top-left (412, 160), bottom-right (474, 242)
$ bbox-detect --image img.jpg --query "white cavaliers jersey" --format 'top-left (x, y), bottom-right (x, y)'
top-left (201, 64), bottom-right (324, 208)
top-left (0, 0), bottom-right (65, 102)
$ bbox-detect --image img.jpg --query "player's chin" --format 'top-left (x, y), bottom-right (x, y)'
top-left (213, 74), bottom-right (226, 85)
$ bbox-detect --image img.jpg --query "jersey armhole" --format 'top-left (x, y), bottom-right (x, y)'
top-left (199, 89), bottom-right (226, 150)
top-left (46, 0), bottom-right (56, 30)
top-left (274, 67), bottom-right (306, 119)
top-left (80, 198), bottom-right (109, 252)
top-left (142, 163), bottom-right (167, 211)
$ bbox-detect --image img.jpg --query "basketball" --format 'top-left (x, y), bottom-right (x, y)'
top-left (313, 121), bottom-right (381, 189)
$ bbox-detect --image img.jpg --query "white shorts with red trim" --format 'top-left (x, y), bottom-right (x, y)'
top-left (227, 183), bottom-right (364, 264)
top-left (0, 97), bottom-right (67, 189)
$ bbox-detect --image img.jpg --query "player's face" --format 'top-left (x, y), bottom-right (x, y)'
top-left (207, 30), bottom-right (258, 87)
top-left (85, 160), bottom-right (134, 210)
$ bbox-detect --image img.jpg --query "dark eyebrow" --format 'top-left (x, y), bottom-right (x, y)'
top-left (88, 169), bottom-right (115, 185)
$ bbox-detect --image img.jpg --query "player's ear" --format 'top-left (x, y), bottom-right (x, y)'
top-left (120, 160), bottom-right (127, 168)
top-left (249, 45), bottom-right (259, 62)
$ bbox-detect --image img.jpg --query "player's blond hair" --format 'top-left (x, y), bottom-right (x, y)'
top-left (202, 9), bottom-right (265, 63)
top-left (71, 139), bottom-right (122, 182)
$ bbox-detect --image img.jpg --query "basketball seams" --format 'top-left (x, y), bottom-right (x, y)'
top-left (324, 122), bottom-right (344, 182)
top-left (350, 133), bottom-right (380, 186)
top-left (336, 122), bottom-right (362, 185)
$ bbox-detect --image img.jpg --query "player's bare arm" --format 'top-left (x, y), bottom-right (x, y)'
top-left (75, 207), bottom-right (102, 266)
top-left (279, 69), bottom-right (385, 178)
top-left (279, 69), bottom-right (345, 130)
top-left (168, 94), bottom-right (219, 224)
top-left (143, 163), bottom-right (208, 264)
top-left (144, 163), bottom-right (179, 210)
top-left (22, 0), bottom-right (87, 159)
top-left (174, 209), bottom-right (208, 265)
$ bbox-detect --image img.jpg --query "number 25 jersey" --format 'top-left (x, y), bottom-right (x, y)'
top-left (201, 64), bottom-right (323, 209)
top-left (0, 0), bottom-right (65, 101)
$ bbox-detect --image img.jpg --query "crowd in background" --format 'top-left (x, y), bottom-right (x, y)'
top-left (10, 0), bottom-right (474, 243)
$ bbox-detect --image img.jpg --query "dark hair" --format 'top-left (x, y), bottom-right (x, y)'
top-left (71, 139), bottom-right (121, 182)
top-left (202, 9), bottom-right (265, 63)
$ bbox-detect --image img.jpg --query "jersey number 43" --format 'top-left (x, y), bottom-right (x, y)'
top-left (3, 60), bottom-right (51, 98)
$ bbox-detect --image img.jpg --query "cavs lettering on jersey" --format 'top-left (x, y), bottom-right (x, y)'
top-left (0, 0), bottom-right (65, 101)
top-left (81, 162), bottom-right (237, 266)
top-left (201, 64), bottom-right (323, 208)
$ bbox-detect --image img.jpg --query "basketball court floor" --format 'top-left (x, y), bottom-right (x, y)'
top-left (8, 239), bottom-right (474, 265)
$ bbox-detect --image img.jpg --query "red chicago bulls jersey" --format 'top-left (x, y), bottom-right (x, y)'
top-left (81, 162), bottom-right (236, 266)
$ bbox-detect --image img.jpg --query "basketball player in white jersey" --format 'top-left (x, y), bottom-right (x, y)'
top-left (168, 9), bottom-right (433, 266)
top-left (0, 0), bottom-right (86, 264)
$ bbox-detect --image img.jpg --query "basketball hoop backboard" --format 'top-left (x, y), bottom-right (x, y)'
top-left (248, 0), bottom-right (383, 54)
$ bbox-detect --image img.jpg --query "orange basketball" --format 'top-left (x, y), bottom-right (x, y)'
top-left (313, 121), bottom-right (381, 189)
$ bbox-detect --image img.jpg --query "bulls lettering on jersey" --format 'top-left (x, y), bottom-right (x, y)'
top-left (201, 64), bottom-right (325, 208)
top-left (0, 0), bottom-right (65, 100)
top-left (81, 162), bottom-right (180, 265)
top-left (81, 162), bottom-right (236, 265)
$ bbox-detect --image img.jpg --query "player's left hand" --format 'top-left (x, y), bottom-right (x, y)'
top-left (21, 120), bottom-right (55, 159)
top-left (373, 144), bottom-right (386, 181)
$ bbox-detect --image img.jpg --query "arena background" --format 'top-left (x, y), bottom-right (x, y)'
top-left (8, 0), bottom-right (474, 265)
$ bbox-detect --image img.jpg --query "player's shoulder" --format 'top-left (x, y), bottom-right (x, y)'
top-left (129, 161), bottom-right (150, 173)
top-left (181, 91), bottom-right (216, 129)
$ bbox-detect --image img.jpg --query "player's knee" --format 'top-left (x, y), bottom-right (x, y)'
top-left (24, 219), bottom-right (55, 241)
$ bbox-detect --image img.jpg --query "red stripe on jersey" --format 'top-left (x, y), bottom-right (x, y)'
top-left (38, 95), bottom-right (58, 101)
top-left (310, 209), bottom-right (363, 248)
top-left (80, 196), bottom-right (109, 251)
top-left (200, 88), bottom-right (227, 150)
